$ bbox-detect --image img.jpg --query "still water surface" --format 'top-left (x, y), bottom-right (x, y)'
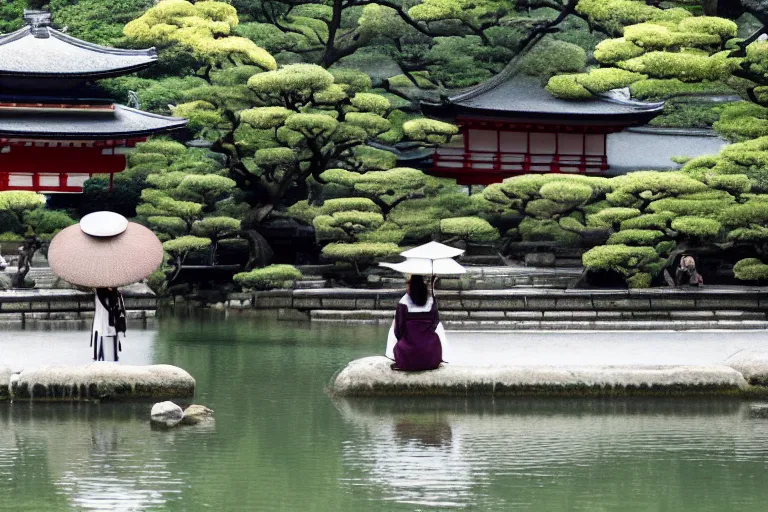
top-left (1, 315), bottom-right (768, 510)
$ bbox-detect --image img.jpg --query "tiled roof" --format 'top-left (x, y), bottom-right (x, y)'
top-left (448, 75), bottom-right (665, 118)
top-left (0, 12), bottom-right (156, 78)
top-left (0, 104), bottom-right (187, 139)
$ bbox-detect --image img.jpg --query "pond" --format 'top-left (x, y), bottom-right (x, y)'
top-left (3, 315), bottom-right (768, 510)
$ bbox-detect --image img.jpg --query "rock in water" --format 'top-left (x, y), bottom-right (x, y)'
top-left (749, 404), bottom-right (768, 419)
top-left (151, 401), bottom-right (184, 427)
top-left (725, 351), bottom-right (768, 385)
top-left (181, 404), bottom-right (215, 425)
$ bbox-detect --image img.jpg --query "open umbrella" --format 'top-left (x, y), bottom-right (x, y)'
top-left (379, 242), bottom-right (466, 276)
top-left (49, 211), bottom-right (163, 288)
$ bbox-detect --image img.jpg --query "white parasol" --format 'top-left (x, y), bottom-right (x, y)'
top-left (379, 242), bottom-right (466, 276)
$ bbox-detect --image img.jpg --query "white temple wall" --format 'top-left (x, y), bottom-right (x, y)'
top-left (606, 129), bottom-right (728, 175)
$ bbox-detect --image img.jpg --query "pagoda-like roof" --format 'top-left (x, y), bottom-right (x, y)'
top-left (0, 103), bottom-right (187, 139)
top-left (422, 63), bottom-right (665, 125)
top-left (0, 11), bottom-right (157, 80)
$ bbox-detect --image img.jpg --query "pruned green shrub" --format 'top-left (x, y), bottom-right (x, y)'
top-left (733, 258), bottom-right (768, 280)
top-left (587, 207), bottom-right (642, 228)
top-left (620, 212), bottom-right (674, 230)
top-left (321, 242), bottom-right (400, 266)
top-left (670, 216), bottom-right (722, 237)
top-left (440, 217), bottom-right (499, 242)
top-left (607, 229), bottom-right (665, 246)
top-left (582, 244), bottom-right (663, 288)
top-left (233, 264), bottom-right (303, 290)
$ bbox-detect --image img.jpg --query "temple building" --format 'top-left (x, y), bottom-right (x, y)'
top-left (422, 70), bottom-right (728, 185)
top-left (0, 10), bottom-right (186, 193)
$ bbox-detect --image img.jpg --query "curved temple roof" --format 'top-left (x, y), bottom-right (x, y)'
top-left (448, 75), bottom-right (665, 119)
top-left (0, 104), bottom-right (187, 139)
top-left (422, 51), bottom-right (665, 124)
top-left (0, 11), bottom-right (157, 79)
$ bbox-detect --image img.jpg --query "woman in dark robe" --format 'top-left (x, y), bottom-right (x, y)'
top-left (385, 275), bottom-right (452, 371)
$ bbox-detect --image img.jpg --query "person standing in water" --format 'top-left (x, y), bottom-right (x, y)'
top-left (92, 287), bottom-right (127, 361)
top-left (385, 275), bottom-right (452, 371)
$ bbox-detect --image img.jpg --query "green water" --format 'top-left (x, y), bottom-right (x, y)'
top-left (2, 314), bottom-right (768, 510)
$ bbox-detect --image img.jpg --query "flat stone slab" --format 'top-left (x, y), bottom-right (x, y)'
top-left (10, 363), bottom-right (195, 401)
top-left (725, 351), bottom-right (768, 386)
top-left (331, 356), bottom-right (752, 397)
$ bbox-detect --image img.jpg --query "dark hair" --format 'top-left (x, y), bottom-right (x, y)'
top-left (408, 275), bottom-right (428, 306)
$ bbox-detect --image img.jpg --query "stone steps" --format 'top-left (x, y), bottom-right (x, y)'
top-left (309, 309), bottom-right (768, 330)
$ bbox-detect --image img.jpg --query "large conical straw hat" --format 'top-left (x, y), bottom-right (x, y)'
top-left (48, 211), bottom-right (163, 288)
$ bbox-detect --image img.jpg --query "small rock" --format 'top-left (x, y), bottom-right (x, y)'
top-left (151, 401), bottom-right (184, 427)
top-left (181, 404), bottom-right (215, 425)
top-left (366, 274), bottom-right (382, 285)
top-left (749, 404), bottom-right (768, 419)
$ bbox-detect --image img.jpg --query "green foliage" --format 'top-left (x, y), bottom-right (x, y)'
top-left (670, 216), bottom-right (722, 237)
top-left (519, 39), bottom-right (586, 80)
top-left (587, 208), bottom-right (642, 228)
top-left (162, 236), bottom-right (212, 256)
top-left (51, 0), bottom-right (153, 46)
top-left (517, 218), bottom-right (581, 246)
top-left (619, 52), bottom-right (735, 82)
top-left (233, 264), bottom-right (302, 290)
top-left (607, 229), bottom-right (665, 246)
top-left (321, 242), bottom-right (400, 264)
top-left (440, 217), bottom-right (499, 242)
top-left (582, 244), bottom-right (663, 288)
top-left (649, 100), bottom-right (723, 129)
top-left (576, 0), bottom-right (673, 34)
top-left (594, 38), bottom-right (645, 64)
top-left (713, 102), bottom-right (768, 141)
top-left (733, 258), bottom-right (768, 281)
top-left (402, 119), bottom-right (458, 144)
top-left (545, 74), bottom-right (593, 100)
top-left (620, 212), bottom-right (674, 230)
top-left (538, 182), bottom-right (594, 204)
top-left (629, 78), bottom-right (734, 100)
top-left (124, 0), bottom-right (277, 70)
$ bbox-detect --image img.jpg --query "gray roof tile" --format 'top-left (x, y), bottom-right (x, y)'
top-left (0, 26), bottom-right (156, 77)
top-left (0, 104), bottom-right (187, 138)
top-left (450, 75), bottom-right (664, 117)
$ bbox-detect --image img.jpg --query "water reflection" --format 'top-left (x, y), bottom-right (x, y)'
top-left (0, 404), bottom-right (214, 511)
top-left (336, 398), bottom-right (768, 510)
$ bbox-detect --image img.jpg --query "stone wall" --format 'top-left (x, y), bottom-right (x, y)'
top-left (217, 286), bottom-right (768, 330)
top-left (0, 285), bottom-right (157, 327)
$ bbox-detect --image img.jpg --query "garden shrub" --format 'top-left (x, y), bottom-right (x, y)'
top-left (440, 217), bottom-right (499, 242)
top-left (233, 264), bottom-right (303, 290)
top-left (733, 258), bottom-right (768, 280)
top-left (582, 244), bottom-right (663, 288)
top-left (670, 216), bottom-right (722, 237)
top-left (607, 229), bottom-right (665, 246)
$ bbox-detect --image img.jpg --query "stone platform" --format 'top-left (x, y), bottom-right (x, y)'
top-left (329, 352), bottom-right (768, 398)
top-left (0, 363), bottom-right (195, 401)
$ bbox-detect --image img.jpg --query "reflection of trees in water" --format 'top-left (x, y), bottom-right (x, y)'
top-left (336, 397), bottom-right (768, 511)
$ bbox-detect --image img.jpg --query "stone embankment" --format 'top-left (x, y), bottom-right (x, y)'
top-left (221, 286), bottom-right (768, 330)
top-left (3, 363), bottom-right (195, 401)
top-left (329, 351), bottom-right (768, 398)
top-left (0, 283), bottom-right (156, 328)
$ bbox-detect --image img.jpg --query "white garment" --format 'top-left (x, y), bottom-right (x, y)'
top-left (385, 294), bottom-right (452, 363)
top-left (92, 296), bottom-right (120, 361)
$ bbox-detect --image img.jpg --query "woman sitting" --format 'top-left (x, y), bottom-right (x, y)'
top-left (385, 275), bottom-right (451, 371)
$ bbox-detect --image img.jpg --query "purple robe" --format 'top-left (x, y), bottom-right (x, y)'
top-left (392, 300), bottom-right (442, 371)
